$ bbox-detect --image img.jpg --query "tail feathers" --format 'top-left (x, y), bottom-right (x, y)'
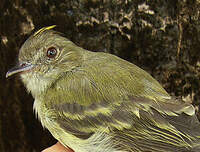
top-left (166, 113), bottom-right (200, 139)
top-left (111, 110), bottom-right (200, 152)
top-left (112, 128), bottom-right (200, 152)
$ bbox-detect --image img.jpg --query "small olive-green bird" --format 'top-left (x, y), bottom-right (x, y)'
top-left (6, 26), bottom-right (200, 152)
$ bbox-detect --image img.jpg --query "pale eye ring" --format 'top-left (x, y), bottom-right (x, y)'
top-left (47, 47), bottom-right (57, 58)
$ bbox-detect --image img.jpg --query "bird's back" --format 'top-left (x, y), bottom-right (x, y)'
top-left (42, 50), bottom-right (200, 152)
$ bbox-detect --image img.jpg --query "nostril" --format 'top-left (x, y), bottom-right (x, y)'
top-left (21, 63), bottom-right (26, 67)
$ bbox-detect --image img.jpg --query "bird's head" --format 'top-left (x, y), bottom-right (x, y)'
top-left (6, 26), bottom-right (83, 96)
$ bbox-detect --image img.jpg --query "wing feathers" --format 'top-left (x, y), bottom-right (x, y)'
top-left (43, 53), bottom-right (200, 151)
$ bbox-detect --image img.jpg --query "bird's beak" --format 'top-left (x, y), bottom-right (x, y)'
top-left (6, 63), bottom-right (34, 78)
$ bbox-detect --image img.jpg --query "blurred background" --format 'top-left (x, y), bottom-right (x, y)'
top-left (1, 0), bottom-right (200, 151)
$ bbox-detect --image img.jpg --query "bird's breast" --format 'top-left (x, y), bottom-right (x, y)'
top-left (33, 98), bottom-right (87, 151)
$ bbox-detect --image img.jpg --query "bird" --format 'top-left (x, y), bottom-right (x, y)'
top-left (6, 25), bottom-right (200, 152)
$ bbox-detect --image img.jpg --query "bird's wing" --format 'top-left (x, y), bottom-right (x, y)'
top-left (46, 93), bottom-right (200, 151)
top-left (43, 53), bottom-right (200, 150)
top-left (45, 69), bottom-right (195, 131)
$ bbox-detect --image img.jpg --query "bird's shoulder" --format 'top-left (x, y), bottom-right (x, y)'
top-left (44, 51), bottom-right (195, 117)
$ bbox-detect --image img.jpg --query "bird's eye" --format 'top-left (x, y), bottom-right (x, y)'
top-left (47, 47), bottom-right (57, 58)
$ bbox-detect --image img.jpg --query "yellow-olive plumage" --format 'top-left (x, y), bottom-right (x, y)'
top-left (7, 26), bottom-right (200, 152)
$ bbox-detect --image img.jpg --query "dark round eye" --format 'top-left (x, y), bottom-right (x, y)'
top-left (47, 47), bottom-right (57, 58)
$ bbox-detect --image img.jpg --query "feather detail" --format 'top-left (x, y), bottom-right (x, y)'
top-left (18, 29), bottom-right (200, 151)
top-left (33, 25), bottom-right (56, 37)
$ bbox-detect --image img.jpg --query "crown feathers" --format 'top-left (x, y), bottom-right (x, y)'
top-left (33, 25), bottom-right (56, 37)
